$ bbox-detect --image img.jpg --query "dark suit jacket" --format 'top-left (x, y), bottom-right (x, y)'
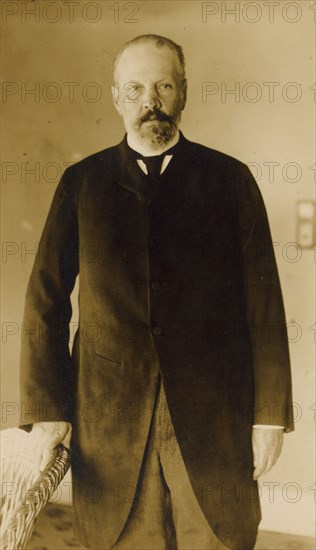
top-left (20, 133), bottom-right (294, 550)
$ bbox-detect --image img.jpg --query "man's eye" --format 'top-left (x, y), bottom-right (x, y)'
top-left (123, 83), bottom-right (142, 102)
top-left (159, 83), bottom-right (173, 90)
top-left (124, 83), bottom-right (141, 93)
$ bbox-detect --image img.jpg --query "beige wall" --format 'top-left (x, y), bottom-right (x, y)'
top-left (1, 0), bottom-right (314, 537)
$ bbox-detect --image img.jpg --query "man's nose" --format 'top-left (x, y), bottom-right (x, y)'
top-left (142, 87), bottom-right (161, 110)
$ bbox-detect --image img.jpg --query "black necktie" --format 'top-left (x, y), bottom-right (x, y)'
top-left (132, 142), bottom-right (180, 179)
top-left (141, 155), bottom-right (165, 178)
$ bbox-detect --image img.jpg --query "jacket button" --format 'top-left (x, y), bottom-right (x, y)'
top-left (151, 280), bottom-right (162, 290)
top-left (152, 326), bottom-right (162, 336)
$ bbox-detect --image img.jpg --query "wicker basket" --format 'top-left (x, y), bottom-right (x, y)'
top-left (0, 427), bottom-right (71, 550)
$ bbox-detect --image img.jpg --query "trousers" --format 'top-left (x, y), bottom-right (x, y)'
top-left (110, 381), bottom-right (230, 550)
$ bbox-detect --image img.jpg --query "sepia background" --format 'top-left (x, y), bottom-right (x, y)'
top-left (1, 0), bottom-right (315, 541)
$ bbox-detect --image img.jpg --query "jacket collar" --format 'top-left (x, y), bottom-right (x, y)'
top-left (115, 131), bottom-right (189, 197)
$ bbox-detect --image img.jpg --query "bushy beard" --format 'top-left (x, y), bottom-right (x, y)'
top-left (138, 108), bottom-right (180, 148)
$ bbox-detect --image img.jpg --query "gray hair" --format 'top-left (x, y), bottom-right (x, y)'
top-left (113, 34), bottom-right (186, 79)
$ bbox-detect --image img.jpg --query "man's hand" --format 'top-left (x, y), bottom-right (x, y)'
top-left (30, 421), bottom-right (72, 474)
top-left (252, 427), bottom-right (284, 479)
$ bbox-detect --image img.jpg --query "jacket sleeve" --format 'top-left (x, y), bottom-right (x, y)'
top-left (236, 163), bottom-right (294, 432)
top-left (19, 166), bottom-right (79, 425)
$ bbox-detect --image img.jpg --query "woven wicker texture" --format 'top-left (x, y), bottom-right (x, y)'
top-left (0, 428), bottom-right (71, 550)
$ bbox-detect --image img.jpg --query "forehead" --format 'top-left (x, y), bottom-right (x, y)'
top-left (115, 42), bottom-right (182, 81)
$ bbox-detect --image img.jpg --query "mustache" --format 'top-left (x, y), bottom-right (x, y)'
top-left (140, 109), bottom-right (175, 125)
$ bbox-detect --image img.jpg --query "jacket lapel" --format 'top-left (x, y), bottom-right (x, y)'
top-left (116, 135), bottom-right (152, 198)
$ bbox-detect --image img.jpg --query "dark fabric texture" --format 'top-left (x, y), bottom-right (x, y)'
top-left (20, 133), bottom-right (294, 550)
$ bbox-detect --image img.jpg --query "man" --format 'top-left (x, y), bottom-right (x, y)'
top-left (20, 35), bottom-right (294, 550)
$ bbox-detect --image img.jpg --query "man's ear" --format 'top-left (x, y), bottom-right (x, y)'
top-left (111, 84), bottom-right (122, 115)
top-left (181, 79), bottom-right (187, 110)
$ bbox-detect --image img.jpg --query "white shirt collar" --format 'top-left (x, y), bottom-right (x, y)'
top-left (127, 131), bottom-right (180, 175)
top-left (136, 155), bottom-right (173, 176)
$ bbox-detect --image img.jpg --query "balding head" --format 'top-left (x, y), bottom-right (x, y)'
top-left (113, 34), bottom-right (185, 82)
